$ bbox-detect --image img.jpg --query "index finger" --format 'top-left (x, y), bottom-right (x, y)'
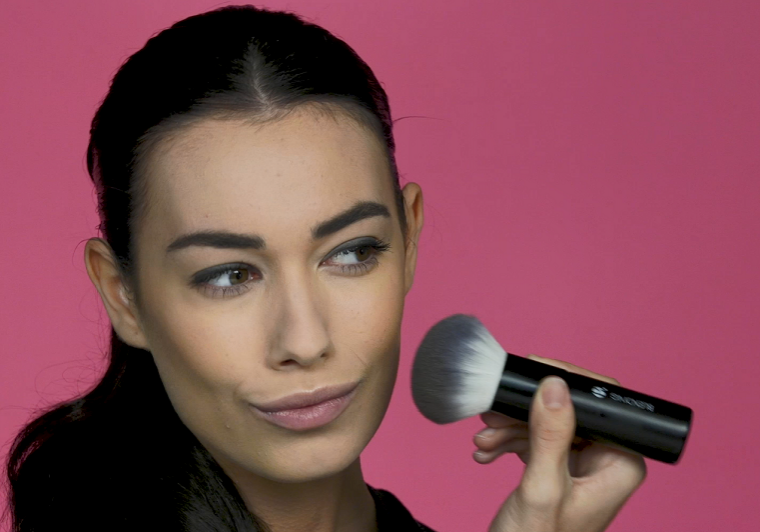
top-left (526, 354), bottom-right (621, 386)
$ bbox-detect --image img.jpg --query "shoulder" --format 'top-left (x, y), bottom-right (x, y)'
top-left (367, 484), bottom-right (437, 532)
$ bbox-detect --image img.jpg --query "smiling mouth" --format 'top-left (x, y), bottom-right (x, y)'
top-left (249, 381), bottom-right (360, 431)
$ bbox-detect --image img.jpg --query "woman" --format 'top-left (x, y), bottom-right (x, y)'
top-left (5, 5), bottom-right (646, 531)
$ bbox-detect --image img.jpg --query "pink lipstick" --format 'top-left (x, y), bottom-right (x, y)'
top-left (250, 381), bottom-right (359, 431)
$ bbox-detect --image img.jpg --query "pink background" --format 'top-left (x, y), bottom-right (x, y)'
top-left (2, 1), bottom-right (759, 530)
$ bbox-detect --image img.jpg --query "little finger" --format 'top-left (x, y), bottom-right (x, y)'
top-left (474, 426), bottom-right (530, 452)
top-left (474, 438), bottom-right (530, 464)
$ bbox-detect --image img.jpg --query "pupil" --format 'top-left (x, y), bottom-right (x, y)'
top-left (232, 269), bottom-right (246, 284)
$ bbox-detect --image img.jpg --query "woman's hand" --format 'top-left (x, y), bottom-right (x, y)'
top-left (473, 355), bottom-right (647, 532)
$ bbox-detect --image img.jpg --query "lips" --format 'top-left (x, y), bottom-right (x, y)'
top-left (249, 381), bottom-right (360, 431)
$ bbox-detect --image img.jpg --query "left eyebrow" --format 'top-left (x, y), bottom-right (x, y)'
top-left (311, 201), bottom-right (391, 240)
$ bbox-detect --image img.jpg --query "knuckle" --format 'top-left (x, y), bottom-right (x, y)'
top-left (516, 482), bottom-right (564, 513)
top-left (635, 460), bottom-right (648, 485)
top-left (614, 457), bottom-right (647, 492)
top-left (538, 426), bottom-right (564, 444)
top-left (534, 422), bottom-right (571, 446)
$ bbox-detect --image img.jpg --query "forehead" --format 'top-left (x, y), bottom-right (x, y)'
top-left (139, 108), bottom-right (394, 246)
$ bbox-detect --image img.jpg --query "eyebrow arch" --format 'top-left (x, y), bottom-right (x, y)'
top-left (311, 201), bottom-right (390, 240)
top-left (165, 201), bottom-right (391, 254)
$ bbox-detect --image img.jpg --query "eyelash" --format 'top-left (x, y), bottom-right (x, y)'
top-left (190, 237), bottom-right (391, 299)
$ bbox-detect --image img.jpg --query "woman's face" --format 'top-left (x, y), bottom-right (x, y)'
top-left (123, 106), bottom-right (421, 483)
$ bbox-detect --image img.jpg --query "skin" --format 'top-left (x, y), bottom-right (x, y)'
top-left (86, 107), bottom-right (423, 532)
top-left (85, 106), bottom-right (646, 532)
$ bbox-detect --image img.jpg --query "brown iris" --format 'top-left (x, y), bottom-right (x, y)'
top-left (229, 268), bottom-right (250, 285)
top-left (354, 246), bottom-right (372, 261)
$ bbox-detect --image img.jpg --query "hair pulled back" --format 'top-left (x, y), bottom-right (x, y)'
top-left (5, 6), bottom-right (403, 531)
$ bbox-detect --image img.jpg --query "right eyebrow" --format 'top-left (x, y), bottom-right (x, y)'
top-left (166, 231), bottom-right (265, 253)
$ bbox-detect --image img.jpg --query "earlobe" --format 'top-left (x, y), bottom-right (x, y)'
top-left (401, 183), bottom-right (424, 295)
top-left (84, 238), bottom-right (150, 350)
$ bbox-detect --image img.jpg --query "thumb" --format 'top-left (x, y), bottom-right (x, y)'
top-left (520, 376), bottom-right (576, 506)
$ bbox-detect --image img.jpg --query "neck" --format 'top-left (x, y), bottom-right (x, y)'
top-left (217, 456), bottom-right (377, 532)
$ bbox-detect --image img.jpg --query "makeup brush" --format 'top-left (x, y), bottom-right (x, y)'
top-left (411, 314), bottom-right (693, 464)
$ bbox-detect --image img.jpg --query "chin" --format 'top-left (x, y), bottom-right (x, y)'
top-left (250, 431), bottom-right (369, 483)
top-left (266, 458), bottom-right (356, 484)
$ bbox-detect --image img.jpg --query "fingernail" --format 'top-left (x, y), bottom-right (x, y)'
top-left (541, 376), bottom-right (569, 411)
top-left (476, 428), bottom-right (496, 440)
top-left (473, 450), bottom-right (488, 461)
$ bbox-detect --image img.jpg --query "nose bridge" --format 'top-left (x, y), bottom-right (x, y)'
top-left (272, 264), bottom-right (330, 366)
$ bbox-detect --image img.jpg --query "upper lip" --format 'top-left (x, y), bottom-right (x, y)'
top-left (251, 381), bottom-right (360, 412)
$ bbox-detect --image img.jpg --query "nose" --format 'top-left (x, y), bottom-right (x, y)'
top-left (269, 270), bottom-right (331, 369)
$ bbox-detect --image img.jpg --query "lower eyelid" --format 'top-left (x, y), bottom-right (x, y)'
top-left (337, 254), bottom-right (380, 274)
top-left (202, 283), bottom-right (253, 298)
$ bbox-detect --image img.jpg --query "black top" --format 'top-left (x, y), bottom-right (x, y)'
top-left (368, 484), bottom-right (437, 532)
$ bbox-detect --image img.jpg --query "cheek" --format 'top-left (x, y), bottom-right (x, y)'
top-left (326, 260), bottom-right (405, 424)
top-left (148, 310), bottom-right (254, 383)
top-left (139, 293), bottom-right (268, 441)
top-left (329, 261), bottom-right (405, 362)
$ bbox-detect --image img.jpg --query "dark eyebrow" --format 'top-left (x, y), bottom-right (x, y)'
top-left (311, 201), bottom-right (391, 240)
top-left (165, 201), bottom-right (391, 254)
top-left (166, 231), bottom-right (265, 253)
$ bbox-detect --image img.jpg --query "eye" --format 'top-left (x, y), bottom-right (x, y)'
top-left (191, 263), bottom-right (261, 298)
top-left (323, 237), bottom-right (391, 276)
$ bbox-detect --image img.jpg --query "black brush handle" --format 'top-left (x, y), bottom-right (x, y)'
top-left (489, 354), bottom-right (693, 464)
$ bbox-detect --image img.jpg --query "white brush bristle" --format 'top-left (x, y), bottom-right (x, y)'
top-left (452, 326), bottom-right (507, 419)
top-left (411, 314), bottom-right (507, 424)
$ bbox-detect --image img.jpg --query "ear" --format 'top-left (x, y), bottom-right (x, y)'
top-left (401, 182), bottom-right (424, 295)
top-left (84, 238), bottom-right (150, 350)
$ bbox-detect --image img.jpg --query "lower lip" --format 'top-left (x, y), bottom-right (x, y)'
top-left (251, 386), bottom-right (358, 431)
